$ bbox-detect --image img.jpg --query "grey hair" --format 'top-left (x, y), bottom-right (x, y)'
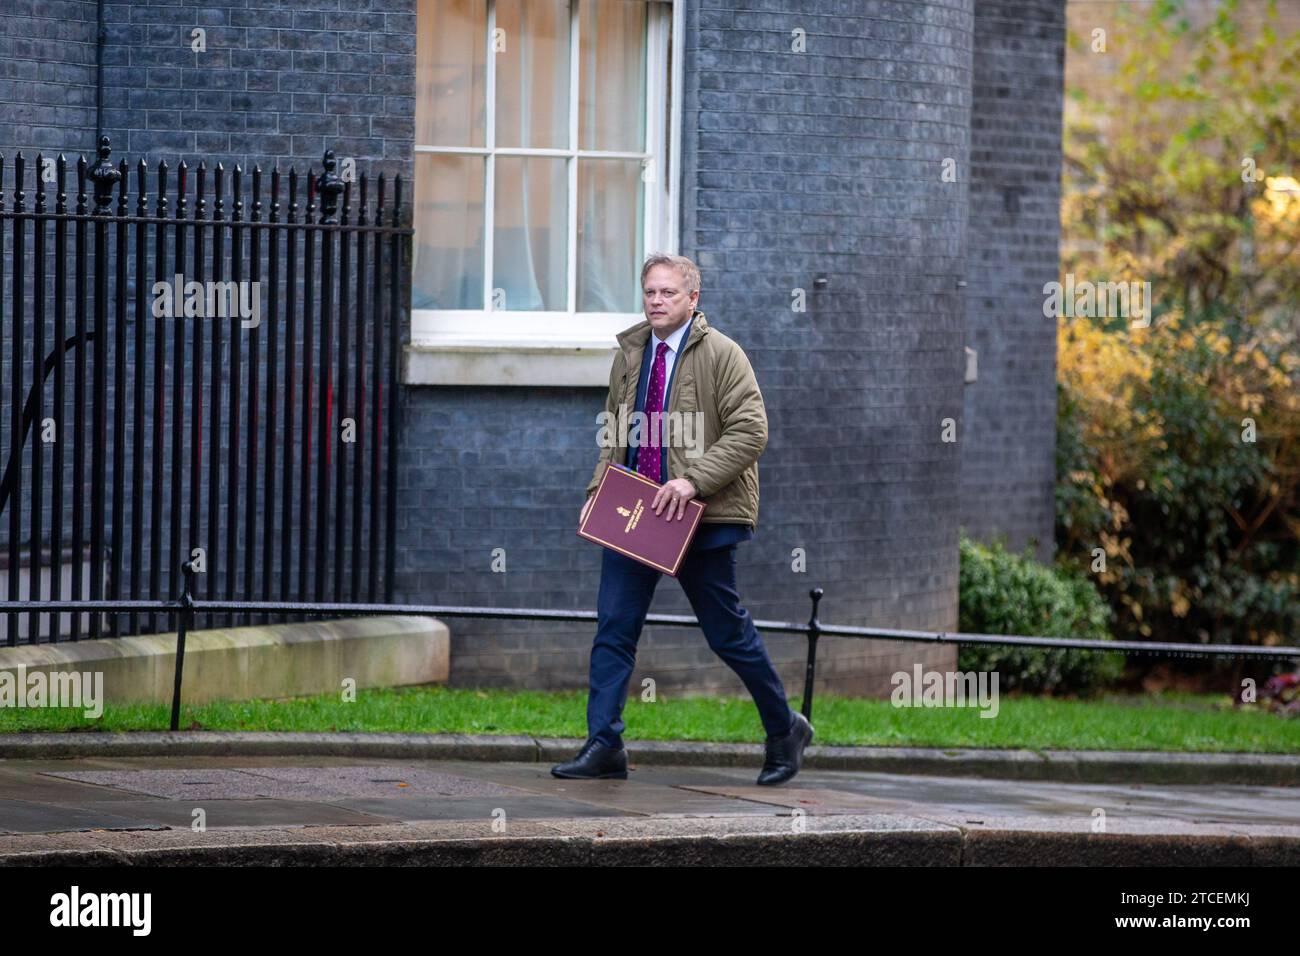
top-left (640, 253), bottom-right (701, 295)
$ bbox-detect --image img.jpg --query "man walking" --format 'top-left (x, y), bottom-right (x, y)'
top-left (553, 253), bottom-right (814, 785)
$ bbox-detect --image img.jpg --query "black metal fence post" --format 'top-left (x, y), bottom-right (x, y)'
top-left (0, 153), bottom-right (8, 645)
top-left (50, 154), bottom-right (68, 644)
top-left (88, 137), bottom-right (119, 640)
top-left (110, 156), bottom-right (128, 639)
top-left (70, 155), bottom-right (88, 642)
top-left (802, 587), bottom-right (823, 722)
top-left (8, 153), bottom-right (23, 646)
top-left (30, 155), bottom-right (45, 644)
top-left (130, 158), bottom-right (148, 638)
top-left (169, 560), bottom-right (196, 732)
top-left (315, 152), bottom-right (343, 604)
top-left (385, 175), bottom-right (403, 604)
top-left (299, 171), bottom-right (316, 615)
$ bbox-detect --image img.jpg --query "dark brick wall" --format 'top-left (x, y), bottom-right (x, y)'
top-left (677, 0), bottom-right (972, 695)
top-left (0, 0), bottom-right (419, 178)
top-left (0, 0), bottom-right (98, 160)
top-left (959, 0), bottom-right (1064, 564)
top-left (97, 0), bottom-right (415, 179)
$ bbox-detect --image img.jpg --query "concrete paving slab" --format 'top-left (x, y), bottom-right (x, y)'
top-left (13, 817), bottom-right (593, 866)
top-left (450, 758), bottom-right (757, 791)
top-left (39, 768), bottom-right (332, 801)
top-left (440, 762), bottom-right (790, 817)
top-left (0, 766), bottom-right (170, 805)
top-left (672, 784), bottom-right (915, 815)
top-left (29, 754), bottom-right (407, 771)
top-left (243, 764), bottom-right (526, 798)
top-left (328, 795), bottom-right (633, 823)
top-left (0, 799), bottom-right (169, 835)
top-left (0, 812), bottom-right (967, 866)
top-left (529, 811), bottom-right (960, 839)
top-left (777, 769), bottom-right (1300, 827)
top-left (40, 764), bottom-right (526, 801)
top-left (25, 798), bottom-right (395, 831)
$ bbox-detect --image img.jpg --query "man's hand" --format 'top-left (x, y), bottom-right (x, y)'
top-left (580, 494), bottom-right (595, 525)
top-left (652, 478), bottom-right (697, 522)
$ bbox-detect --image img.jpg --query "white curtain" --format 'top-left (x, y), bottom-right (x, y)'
top-left (412, 0), bottom-right (650, 314)
top-left (492, 0), bottom-right (568, 311)
top-left (412, 0), bottom-right (486, 309)
top-left (577, 0), bottom-right (646, 313)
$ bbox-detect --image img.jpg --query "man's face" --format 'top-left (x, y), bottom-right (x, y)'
top-left (642, 264), bottom-right (699, 339)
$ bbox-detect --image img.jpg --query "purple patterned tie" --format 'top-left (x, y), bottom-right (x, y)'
top-left (637, 341), bottom-right (670, 482)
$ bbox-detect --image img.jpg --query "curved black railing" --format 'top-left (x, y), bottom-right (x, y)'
top-left (0, 138), bottom-right (410, 646)
top-left (0, 332), bottom-right (94, 517)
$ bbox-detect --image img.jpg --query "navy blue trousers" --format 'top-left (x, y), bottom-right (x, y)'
top-left (586, 543), bottom-right (795, 750)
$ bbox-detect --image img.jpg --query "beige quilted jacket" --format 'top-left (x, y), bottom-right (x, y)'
top-left (584, 310), bottom-right (768, 529)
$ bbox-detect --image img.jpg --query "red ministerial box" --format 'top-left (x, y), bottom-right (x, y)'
top-left (578, 463), bottom-right (706, 577)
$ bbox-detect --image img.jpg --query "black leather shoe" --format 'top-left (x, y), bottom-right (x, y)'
top-left (756, 712), bottom-right (813, 785)
top-left (550, 738), bottom-right (628, 780)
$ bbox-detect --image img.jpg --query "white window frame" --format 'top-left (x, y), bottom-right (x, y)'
top-left (405, 0), bottom-right (683, 386)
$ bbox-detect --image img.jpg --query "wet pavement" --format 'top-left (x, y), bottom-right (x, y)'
top-left (0, 753), bottom-right (1296, 864)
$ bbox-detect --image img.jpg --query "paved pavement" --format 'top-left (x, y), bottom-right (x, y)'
top-left (1, 747), bottom-right (1297, 865)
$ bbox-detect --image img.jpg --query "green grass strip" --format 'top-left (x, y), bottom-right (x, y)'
top-left (0, 686), bottom-right (1295, 753)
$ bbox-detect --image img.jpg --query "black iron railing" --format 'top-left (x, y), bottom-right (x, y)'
top-left (5, 577), bottom-right (1297, 731)
top-left (0, 137), bottom-right (410, 645)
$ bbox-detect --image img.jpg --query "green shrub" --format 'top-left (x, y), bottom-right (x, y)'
top-left (957, 534), bottom-right (1124, 694)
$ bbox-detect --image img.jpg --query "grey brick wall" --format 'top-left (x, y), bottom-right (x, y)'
top-left (0, 0), bottom-right (98, 160)
top-left (98, 0), bottom-right (415, 180)
top-left (678, 0), bottom-right (973, 696)
top-left (959, 0), bottom-right (1064, 564)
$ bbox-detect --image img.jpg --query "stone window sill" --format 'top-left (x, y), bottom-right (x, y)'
top-left (402, 336), bottom-right (619, 387)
